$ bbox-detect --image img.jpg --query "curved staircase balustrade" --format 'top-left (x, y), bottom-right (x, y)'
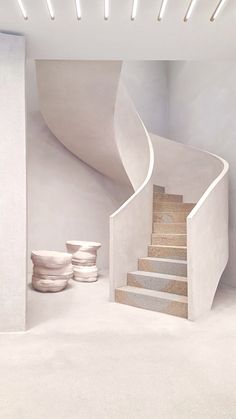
top-left (36, 60), bottom-right (131, 185)
top-left (187, 154), bottom-right (228, 320)
top-left (35, 60), bottom-right (229, 319)
top-left (109, 115), bottom-right (154, 299)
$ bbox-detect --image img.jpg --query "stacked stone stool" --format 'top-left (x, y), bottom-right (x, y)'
top-left (66, 241), bottom-right (101, 282)
top-left (31, 250), bottom-right (73, 292)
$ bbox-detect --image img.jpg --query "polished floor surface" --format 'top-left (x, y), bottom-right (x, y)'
top-left (0, 272), bottom-right (236, 419)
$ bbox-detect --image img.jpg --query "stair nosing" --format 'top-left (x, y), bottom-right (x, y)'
top-left (148, 245), bottom-right (187, 250)
top-left (129, 270), bottom-right (187, 282)
top-left (117, 285), bottom-right (188, 303)
top-left (152, 233), bottom-right (187, 237)
top-left (139, 256), bottom-right (187, 265)
top-left (153, 210), bottom-right (191, 214)
top-left (153, 222), bottom-right (187, 225)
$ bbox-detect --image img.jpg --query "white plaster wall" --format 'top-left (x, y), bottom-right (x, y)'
top-left (36, 60), bottom-right (130, 185)
top-left (27, 60), bottom-right (131, 272)
top-left (115, 81), bottom-right (150, 190)
top-left (168, 61), bottom-right (236, 287)
top-left (122, 61), bottom-right (169, 137)
top-left (0, 33), bottom-right (26, 331)
top-left (151, 134), bottom-right (222, 203)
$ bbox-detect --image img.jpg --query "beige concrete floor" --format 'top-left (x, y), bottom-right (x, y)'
top-left (0, 272), bottom-right (236, 419)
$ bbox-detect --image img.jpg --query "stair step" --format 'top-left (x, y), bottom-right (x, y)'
top-left (153, 202), bottom-right (195, 212)
top-left (138, 257), bottom-right (187, 276)
top-left (153, 192), bottom-right (183, 203)
top-left (151, 233), bottom-right (187, 246)
top-left (153, 223), bottom-right (187, 234)
top-left (148, 245), bottom-right (187, 260)
top-left (153, 211), bottom-right (189, 223)
top-left (127, 271), bottom-right (187, 296)
top-left (153, 185), bottom-right (165, 193)
top-left (115, 286), bottom-right (188, 318)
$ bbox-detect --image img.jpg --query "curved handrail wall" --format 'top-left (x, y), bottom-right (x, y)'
top-left (114, 81), bottom-right (150, 190)
top-left (109, 113), bottom-right (154, 300)
top-left (187, 155), bottom-right (229, 320)
top-left (36, 60), bottom-right (131, 185)
top-left (151, 135), bottom-right (223, 202)
top-left (151, 134), bottom-right (229, 319)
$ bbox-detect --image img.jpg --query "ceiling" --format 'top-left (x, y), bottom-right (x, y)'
top-left (0, 0), bottom-right (236, 59)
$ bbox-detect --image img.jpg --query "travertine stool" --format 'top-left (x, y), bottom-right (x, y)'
top-left (66, 241), bottom-right (101, 282)
top-left (31, 250), bottom-right (73, 292)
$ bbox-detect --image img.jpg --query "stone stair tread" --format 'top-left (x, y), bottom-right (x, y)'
top-left (153, 210), bottom-right (191, 214)
top-left (141, 256), bottom-right (187, 265)
top-left (149, 244), bottom-right (187, 249)
top-left (153, 223), bottom-right (187, 233)
top-left (153, 192), bottom-right (183, 201)
top-left (153, 185), bottom-right (165, 193)
top-left (152, 233), bottom-right (187, 236)
top-left (129, 270), bottom-right (187, 282)
top-left (116, 285), bottom-right (188, 304)
top-left (154, 222), bottom-right (186, 226)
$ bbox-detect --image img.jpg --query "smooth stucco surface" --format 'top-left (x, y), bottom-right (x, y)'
top-left (27, 60), bottom-right (132, 272)
top-left (122, 61), bottom-right (168, 137)
top-left (1, 275), bottom-right (236, 418)
top-left (150, 134), bottom-right (228, 319)
top-left (36, 60), bottom-right (130, 184)
top-left (0, 33), bottom-right (26, 331)
top-left (167, 61), bottom-right (236, 287)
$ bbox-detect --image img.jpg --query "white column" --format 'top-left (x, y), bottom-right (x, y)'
top-left (0, 33), bottom-right (26, 331)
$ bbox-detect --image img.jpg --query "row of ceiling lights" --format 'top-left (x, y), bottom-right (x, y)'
top-left (17, 0), bottom-right (228, 22)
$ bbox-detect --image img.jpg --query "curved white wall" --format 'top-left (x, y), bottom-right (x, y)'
top-left (36, 60), bottom-right (130, 185)
top-left (122, 61), bottom-right (169, 137)
top-left (110, 124), bottom-right (154, 299)
top-left (114, 81), bottom-right (150, 190)
top-left (0, 33), bottom-right (26, 332)
top-left (27, 60), bottom-right (132, 271)
top-left (168, 61), bottom-right (236, 287)
top-left (188, 160), bottom-right (229, 319)
top-left (151, 135), bottom-right (223, 202)
top-left (152, 134), bottom-right (229, 319)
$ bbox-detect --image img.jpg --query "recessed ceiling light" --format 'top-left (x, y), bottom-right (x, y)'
top-left (75, 0), bottom-right (82, 20)
top-left (46, 0), bottom-right (55, 20)
top-left (157, 0), bottom-right (168, 21)
top-left (104, 0), bottom-right (109, 20)
top-left (184, 0), bottom-right (198, 22)
top-left (131, 0), bottom-right (138, 20)
top-left (210, 0), bottom-right (228, 22)
top-left (17, 0), bottom-right (28, 20)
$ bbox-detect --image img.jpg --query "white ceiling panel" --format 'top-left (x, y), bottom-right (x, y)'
top-left (0, 0), bottom-right (235, 59)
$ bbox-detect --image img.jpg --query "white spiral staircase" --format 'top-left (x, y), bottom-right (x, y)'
top-left (36, 60), bottom-right (229, 321)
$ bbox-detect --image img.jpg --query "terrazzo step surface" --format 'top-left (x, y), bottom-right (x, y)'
top-left (153, 192), bottom-right (183, 203)
top-left (148, 245), bottom-right (187, 260)
top-left (153, 211), bottom-right (190, 223)
top-left (138, 257), bottom-right (187, 276)
top-left (115, 286), bottom-right (188, 318)
top-left (127, 270), bottom-right (187, 296)
top-left (153, 202), bottom-right (195, 212)
top-left (151, 233), bottom-right (187, 246)
top-left (153, 222), bottom-right (187, 234)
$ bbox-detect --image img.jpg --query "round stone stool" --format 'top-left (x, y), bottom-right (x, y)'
top-left (66, 241), bottom-right (101, 282)
top-left (31, 250), bottom-right (73, 292)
